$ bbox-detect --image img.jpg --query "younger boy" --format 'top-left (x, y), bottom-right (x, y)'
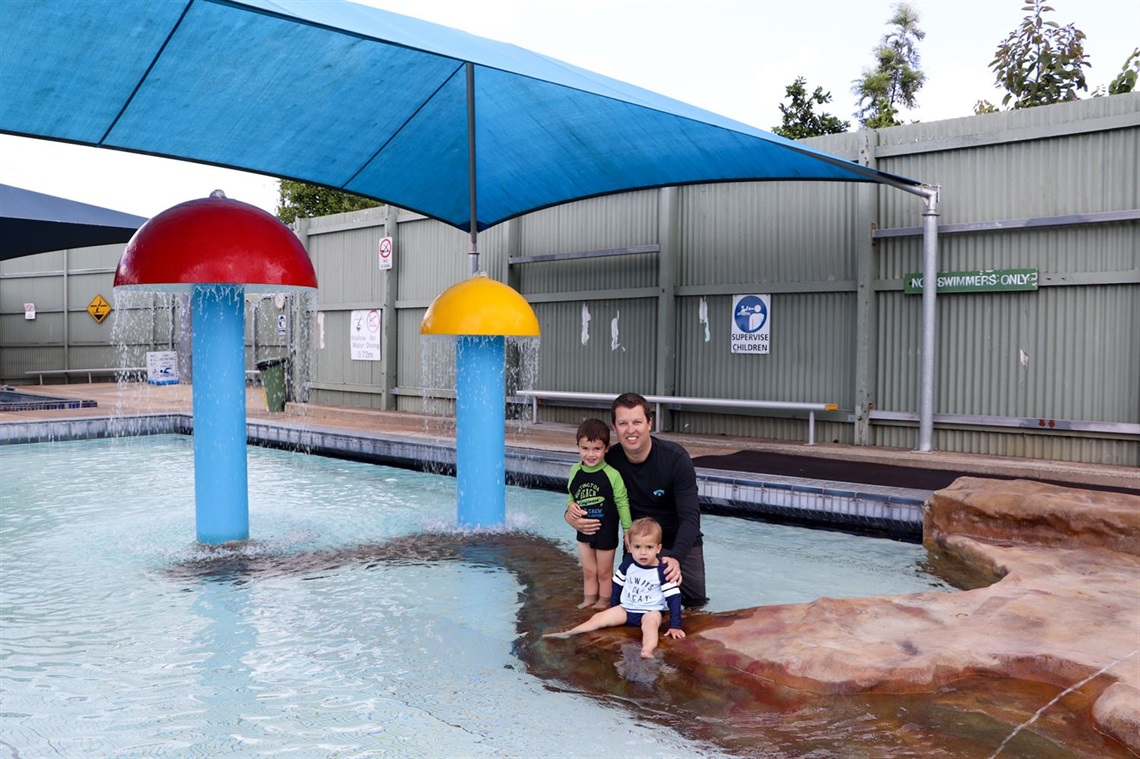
top-left (545, 517), bottom-right (685, 659)
top-left (566, 418), bottom-right (631, 610)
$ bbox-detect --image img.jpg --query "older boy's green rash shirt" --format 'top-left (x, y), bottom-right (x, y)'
top-left (566, 461), bottom-right (632, 531)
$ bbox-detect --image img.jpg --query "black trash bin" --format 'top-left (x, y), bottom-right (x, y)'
top-left (256, 357), bottom-right (289, 412)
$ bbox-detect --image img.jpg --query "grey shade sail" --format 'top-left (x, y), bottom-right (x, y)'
top-left (0, 183), bottom-right (148, 260)
top-left (0, 0), bottom-right (922, 234)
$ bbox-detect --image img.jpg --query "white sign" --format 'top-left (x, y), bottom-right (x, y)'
top-left (350, 309), bottom-right (382, 361)
top-left (730, 294), bottom-right (771, 354)
top-left (24, 303), bottom-right (35, 320)
top-left (277, 314), bottom-right (287, 334)
top-left (378, 236), bottom-right (393, 270)
top-left (146, 351), bottom-right (180, 385)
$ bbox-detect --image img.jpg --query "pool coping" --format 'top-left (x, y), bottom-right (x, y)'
top-left (0, 412), bottom-right (928, 537)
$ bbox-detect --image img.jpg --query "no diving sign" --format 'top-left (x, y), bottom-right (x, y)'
top-left (378, 237), bottom-right (393, 270)
top-left (350, 309), bottom-right (382, 361)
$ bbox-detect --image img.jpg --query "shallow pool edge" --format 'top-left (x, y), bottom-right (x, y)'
top-left (0, 413), bottom-right (927, 538)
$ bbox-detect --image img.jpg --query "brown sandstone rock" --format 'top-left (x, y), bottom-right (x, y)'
top-left (675, 478), bottom-right (1140, 755)
top-left (925, 476), bottom-right (1140, 555)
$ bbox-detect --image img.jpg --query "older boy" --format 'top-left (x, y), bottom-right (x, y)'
top-left (566, 418), bottom-right (631, 609)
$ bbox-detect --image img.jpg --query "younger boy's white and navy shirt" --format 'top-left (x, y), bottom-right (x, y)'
top-left (610, 554), bottom-right (683, 630)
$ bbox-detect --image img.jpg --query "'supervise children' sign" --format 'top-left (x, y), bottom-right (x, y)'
top-left (731, 294), bottom-right (771, 354)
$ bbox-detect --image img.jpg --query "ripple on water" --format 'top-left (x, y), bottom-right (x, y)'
top-left (4, 435), bottom-right (1018, 758)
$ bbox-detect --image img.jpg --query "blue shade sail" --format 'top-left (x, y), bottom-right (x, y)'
top-left (0, 0), bottom-right (922, 232)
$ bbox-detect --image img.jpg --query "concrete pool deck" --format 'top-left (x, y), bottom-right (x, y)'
top-left (4, 381), bottom-right (1139, 755)
top-left (2, 381), bottom-right (1136, 493)
top-left (3, 381), bottom-right (1136, 537)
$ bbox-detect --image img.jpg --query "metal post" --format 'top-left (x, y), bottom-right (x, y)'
top-left (466, 62), bottom-right (479, 277)
top-left (917, 187), bottom-right (940, 452)
top-left (876, 179), bottom-right (941, 453)
top-left (656, 187), bottom-right (680, 431)
top-left (808, 410), bottom-right (816, 446)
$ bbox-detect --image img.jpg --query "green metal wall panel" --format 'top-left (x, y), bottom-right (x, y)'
top-left (2, 95), bottom-right (1135, 464)
top-left (531, 298), bottom-right (656, 397)
top-left (515, 191), bottom-right (659, 295)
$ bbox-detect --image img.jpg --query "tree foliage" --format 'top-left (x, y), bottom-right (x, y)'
top-left (1107, 48), bottom-right (1139, 95)
top-left (852, 2), bottom-right (925, 128)
top-left (990, 1), bottom-right (1090, 109)
top-left (276, 180), bottom-right (382, 224)
top-left (772, 76), bottom-right (849, 139)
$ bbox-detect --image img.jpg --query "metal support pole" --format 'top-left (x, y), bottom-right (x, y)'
top-left (917, 187), bottom-right (940, 452)
top-left (808, 411), bottom-right (816, 446)
top-left (466, 62), bottom-right (479, 277)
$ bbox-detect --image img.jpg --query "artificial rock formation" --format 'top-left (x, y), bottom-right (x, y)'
top-left (673, 477), bottom-right (1140, 754)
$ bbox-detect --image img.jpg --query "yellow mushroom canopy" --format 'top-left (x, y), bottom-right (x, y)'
top-left (420, 274), bottom-right (540, 337)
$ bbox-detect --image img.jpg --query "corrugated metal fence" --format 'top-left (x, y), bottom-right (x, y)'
top-left (2, 95), bottom-right (1136, 464)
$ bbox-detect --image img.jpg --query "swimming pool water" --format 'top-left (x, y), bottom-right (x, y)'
top-left (1, 435), bottom-right (964, 757)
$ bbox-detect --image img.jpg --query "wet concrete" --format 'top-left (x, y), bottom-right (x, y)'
top-left (3, 381), bottom-right (1136, 495)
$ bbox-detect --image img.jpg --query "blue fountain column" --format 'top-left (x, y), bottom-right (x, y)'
top-left (455, 335), bottom-right (506, 527)
top-left (191, 284), bottom-right (249, 544)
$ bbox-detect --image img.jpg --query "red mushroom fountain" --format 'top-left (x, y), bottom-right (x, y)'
top-left (114, 192), bottom-right (317, 544)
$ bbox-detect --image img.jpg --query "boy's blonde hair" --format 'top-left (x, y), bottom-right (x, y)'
top-left (628, 517), bottom-right (662, 544)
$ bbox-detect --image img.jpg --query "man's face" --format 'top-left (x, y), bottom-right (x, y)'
top-left (613, 404), bottom-right (651, 461)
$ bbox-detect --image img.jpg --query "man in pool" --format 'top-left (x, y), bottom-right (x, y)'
top-left (544, 517), bottom-right (685, 658)
top-left (565, 392), bottom-right (708, 608)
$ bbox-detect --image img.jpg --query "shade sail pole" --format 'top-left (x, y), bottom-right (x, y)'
top-left (882, 181), bottom-right (940, 452)
top-left (917, 186), bottom-right (940, 452)
top-left (466, 62), bottom-right (479, 277)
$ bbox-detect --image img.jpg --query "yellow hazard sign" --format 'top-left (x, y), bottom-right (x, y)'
top-left (87, 294), bottom-right (113, 323)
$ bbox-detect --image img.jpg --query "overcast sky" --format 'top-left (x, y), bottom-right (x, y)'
top-left (1, 0), bottom-right (1136, 218)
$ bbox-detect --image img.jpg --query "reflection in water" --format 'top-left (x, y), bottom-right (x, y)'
top-left (614, 641), bottom-right (676, 685)
top-left (166, 531), bottom-right (1124, 759)
top-left (191, 577), bottom-right (260, 750)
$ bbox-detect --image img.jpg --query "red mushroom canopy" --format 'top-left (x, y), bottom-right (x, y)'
top-left (114, 194), bottom-right (317, 293)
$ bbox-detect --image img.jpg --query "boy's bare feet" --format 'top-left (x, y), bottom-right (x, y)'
top-left (576, 595), bottom-right (598, 609)
top-left (591, 599), bottom-right (610, 610)
top-left (543, 631), bottom-right (573, 639)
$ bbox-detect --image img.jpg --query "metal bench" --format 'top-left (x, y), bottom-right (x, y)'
top-left (26, 368), bottom-right (147, 384)
top-left (516, 390), bottom-right (838, 445)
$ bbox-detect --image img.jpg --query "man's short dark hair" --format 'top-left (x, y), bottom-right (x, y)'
top-left (611, 392), bottom-right (652, 425)
top-left (576, 417), bottom-right (610, 446)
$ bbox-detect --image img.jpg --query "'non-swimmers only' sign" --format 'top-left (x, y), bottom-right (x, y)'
top-left (904, 268), bottom-right (1038, 295)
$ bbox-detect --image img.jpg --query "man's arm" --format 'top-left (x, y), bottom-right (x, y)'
top-left (661, 566), bottom-right (685, 637)
top-left (564, 501), bottom-right (601, 534)
top-left (660, 445), bottom-right (700, 562)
